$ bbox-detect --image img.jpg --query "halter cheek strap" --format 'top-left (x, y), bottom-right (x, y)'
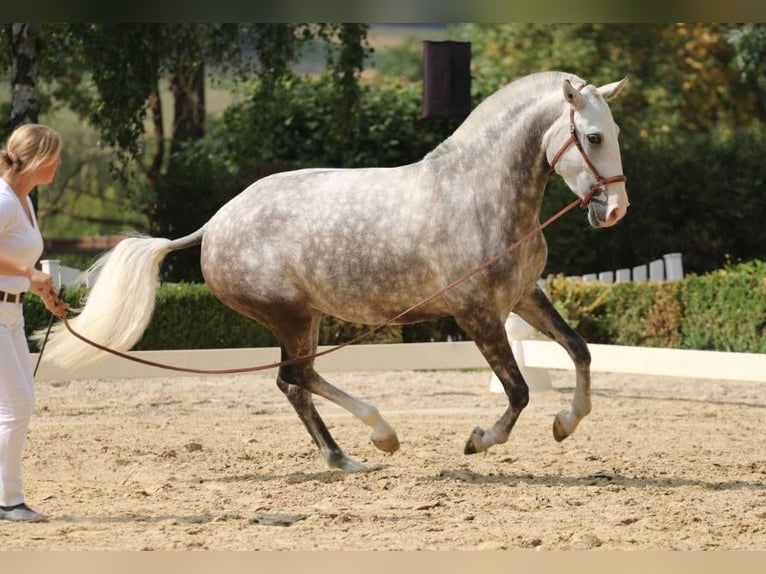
top-left (549, 85), bottom-right (627, 208)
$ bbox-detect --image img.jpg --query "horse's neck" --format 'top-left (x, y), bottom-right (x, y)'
top-left (460, 107), bottom-right (557, 227)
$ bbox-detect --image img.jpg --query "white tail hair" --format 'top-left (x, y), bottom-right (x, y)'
top-left (38, 235), bottom-right (173, 370)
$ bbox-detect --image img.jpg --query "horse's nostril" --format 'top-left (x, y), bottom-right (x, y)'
top-left (605, 206), bottom-right (622, 224)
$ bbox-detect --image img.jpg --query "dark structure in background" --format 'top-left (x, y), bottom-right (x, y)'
top-left (421, 40), bottom-right (472, 120)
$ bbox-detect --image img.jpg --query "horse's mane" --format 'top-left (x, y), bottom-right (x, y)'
top-left (425, 71), bottom-right (585, 160)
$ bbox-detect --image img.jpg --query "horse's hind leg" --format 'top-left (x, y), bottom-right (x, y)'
top-left (455, 314), bottom-right (529, 455)
top-left (306, 372), bottom-right (399, 454)
top-left (276, 373), bottom-right (364, 472)
top-left (514, 286), bottom-right (591, 441)
top-left (273, 314), bottom-right (365, 472)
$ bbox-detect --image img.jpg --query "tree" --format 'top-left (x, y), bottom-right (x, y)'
top-left (1, 23), bottom-right (371, 277)
top-left (3, 24), bottom-right (41, 211)
top-left (50, 23), bottom-right (370, 280)
top-left (146, 24), bottom-right (370, 280)
top-left (725, 23), bottom-right (766, 118)
top-left (457, 24), bottom-right (759, 140)
top-left (5, 23), bottom-right (40, 130)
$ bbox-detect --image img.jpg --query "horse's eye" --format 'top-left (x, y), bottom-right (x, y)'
top-left (587, 133), bottom-right (603, 145)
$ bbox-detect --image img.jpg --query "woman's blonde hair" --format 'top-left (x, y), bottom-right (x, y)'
top-left (0, 123), bottom-right (62, 174)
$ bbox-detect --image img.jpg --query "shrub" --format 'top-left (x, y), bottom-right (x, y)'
top-left (679, 261), bottom-right (766, 352)
top-left (601, 281), bottom-right (683, 348)
top-left (545, 260), bottom-right (764, 353)
top-left (544, 275), bottom-right (611, 343)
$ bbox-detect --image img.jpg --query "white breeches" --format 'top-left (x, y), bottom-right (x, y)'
top-left (0, 303), bottom-right (34, 507)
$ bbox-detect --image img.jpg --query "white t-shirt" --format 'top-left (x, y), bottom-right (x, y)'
top-left (0, 179), bottom-right (43, 294)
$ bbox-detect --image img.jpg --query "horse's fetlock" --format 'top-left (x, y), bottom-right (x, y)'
top-left (359, 404), bottom-right (380, 426)
top-left (574, 402), bottom-right (592, 418)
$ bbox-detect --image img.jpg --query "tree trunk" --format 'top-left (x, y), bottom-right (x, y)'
top-left (170, 59), bottom-right (205, 156)
top-left (8, 23), bottom-right (40, 130)
top-left (7, 23), bottom-right (40, 212)
top-left (147, 83), bottom-right (165, 186)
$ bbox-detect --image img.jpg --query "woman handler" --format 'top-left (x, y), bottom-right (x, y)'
top-left (0, 123), bottom-right (68, 522)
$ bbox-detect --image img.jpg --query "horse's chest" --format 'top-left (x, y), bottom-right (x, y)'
top-left (488, 233), bottom-right (547, 302)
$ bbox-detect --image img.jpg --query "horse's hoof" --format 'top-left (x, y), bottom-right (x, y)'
top-left (327, 452), bottom-right (366, 473)
top-left (336, 457), bottom-right (367, 473)
top-left (342, 460), bottom-right (367, 472)
top-left (553, 411), bottom-right (572, 442)
top-left (372, 433), bottom-right (400, 454)
top-left (464, 426), bottom-right (485, 455)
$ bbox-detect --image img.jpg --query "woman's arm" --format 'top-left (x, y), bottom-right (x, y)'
top-left (0, 252), bottom-right (68, 316)
top-left (0, 251), bottom-right (34, 279)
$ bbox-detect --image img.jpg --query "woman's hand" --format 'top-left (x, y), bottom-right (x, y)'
top-left (27, 268), bottom-right (54, 298)
top-left (41, 290), bottom-right (69, 319)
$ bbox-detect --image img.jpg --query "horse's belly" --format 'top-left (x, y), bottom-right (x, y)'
top-left (308, 280), bottom-right (452, 325)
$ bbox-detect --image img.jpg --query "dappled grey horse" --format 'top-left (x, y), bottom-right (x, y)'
top-left (42, 71), bottom-right (629, 472)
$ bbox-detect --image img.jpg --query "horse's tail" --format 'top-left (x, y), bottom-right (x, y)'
top-left (37, 227), bottom-right (205, 371)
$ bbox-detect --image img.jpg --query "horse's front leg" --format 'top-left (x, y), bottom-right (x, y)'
top-left (514, 285), bottom-right (591, 441)
top-left (456, 315), bottom-right (529, 454)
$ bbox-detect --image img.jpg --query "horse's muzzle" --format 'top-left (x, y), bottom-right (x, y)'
top-left (586, 191), bottom-right (628, 228)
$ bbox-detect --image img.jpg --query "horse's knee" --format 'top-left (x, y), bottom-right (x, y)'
top-left (512, 383), bottom-right (530, 410)
top-left (568, 334), bottom-right (591, 366)
top-left (276, 376), bottom-right (308, 404)
top-left (276, 376), bottom-right (289, 394)
top-left (497, 372), bottom-right (530, 410)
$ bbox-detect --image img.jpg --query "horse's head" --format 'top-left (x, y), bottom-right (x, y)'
top-left (546, 77), bottom-right (630, 228)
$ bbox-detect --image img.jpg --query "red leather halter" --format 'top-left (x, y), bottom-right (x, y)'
top-left (549, 86), bottom-right (627, 208)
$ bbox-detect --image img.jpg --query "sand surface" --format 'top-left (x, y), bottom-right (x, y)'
top-left (2, 368), bottom-right (764, 550)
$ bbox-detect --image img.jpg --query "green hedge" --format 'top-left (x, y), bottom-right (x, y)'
top-left (23, 261), bottom-right (766, 353)
top-left (679, 262), bottom-right (766, 352)
top-left (545, 260), bottom-right (766, 353)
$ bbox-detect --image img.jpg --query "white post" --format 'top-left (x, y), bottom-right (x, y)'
top-left (598, 271), bottom-right (614, 283)
top-left (615, 268), bottom-right (631, 282)
top-left (663, 253), bottom-right (684, 281)
top-left (649, 259), bottom-right (665, 282)
top-left (632, 265), bottom-right (647, 281)
top-left (40, 259), bottom-right (61, 291)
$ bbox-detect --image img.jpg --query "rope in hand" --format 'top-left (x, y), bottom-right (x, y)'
top-left (34, 286), bottom-right (65, 377)
top-left (45, 196), bottom-right (587, 375)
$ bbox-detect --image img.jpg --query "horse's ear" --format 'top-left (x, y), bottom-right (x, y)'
top-left (562, 79), bottom-right (585, 109)
top-left (598, 77), bottom-right (629, 102)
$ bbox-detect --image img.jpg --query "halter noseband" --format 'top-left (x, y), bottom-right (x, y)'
top-left (549, 85), bottom-right (627, 208)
